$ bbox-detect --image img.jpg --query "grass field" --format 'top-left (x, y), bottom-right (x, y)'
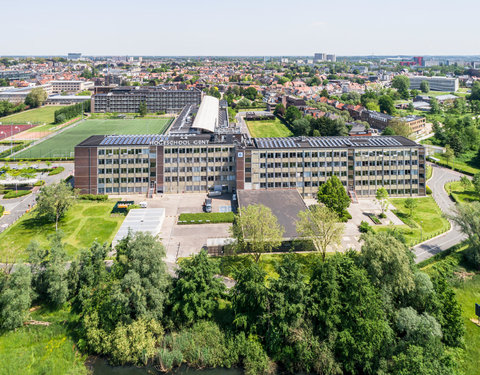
top-left (0, 306), bottom-right (87, 375)
top-left (0, 106), bottom-right (65, 125)
top-left (15, 118), bottom-right (172, 159)
top-left (373, 197), bottom-right (450, 246)
top-left (0, 200), bottom-right (125, 261)
top-left (246, 118), bottom-right (293, 138)
top-left (445, 180), bottom-right (479, 204)
top-left (434, 150), bottom-right (480, 176)
top-left (419, 244), bottom-right (480, 375)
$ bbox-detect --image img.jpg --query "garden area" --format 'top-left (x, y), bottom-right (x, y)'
top-left (373, 197), bottom-right (450, 246)
top-left (433, 149), bottom-right (480, 176)
top-left (246, 118), bottom-right (293, 138)
top-left (0, 200), bottom-right (125, 261)
top-left (445, 180), bottom-right (479, 204)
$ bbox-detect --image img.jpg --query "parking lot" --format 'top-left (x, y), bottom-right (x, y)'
top-left (112, 193), bottom-right (235, 267)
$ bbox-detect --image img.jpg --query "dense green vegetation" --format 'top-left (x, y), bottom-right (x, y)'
top-left (178, 212), bottom-right (235, 224)
top-left (246, 118), bottom-right (293, 138)
top-left (0, 199), bottom-right (124, 261)
top-left (15, 118), bottom-right (172, 159)
top-left (446, 180), bottom-right (479, 204)
top-left (2, 189), bottom-right (32, 199)
top-left (374, 197), bottom-right (450, 246)
top-left (54, 101), bottom-right (90, 124)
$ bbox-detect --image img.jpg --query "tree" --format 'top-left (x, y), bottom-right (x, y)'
top-left (420, 80), bottom-right (430, 93)
top-left (284, 105), bottom-right (302, 124)
top-left (296, 205), bottom-right (344, 262)
top-left (244, 87), bottom-right (257, 101)
top-left (448, 202), bottom-right (480, 268)
top-left (378, 95), bottom-right (395, 115)
top-left (231, 204), bottom-right (284, 263)
top-left (359, 232), bottom-right (415, 298)
top-left (273, 103), bottom-right (285, 116)
top-left (469, 81), bottom-right (480, 101)
top-left (387, 118), bottom-right (412, 138)
top-left (24, 87), bottom-right (47, 108)
top-left (291, 118), bottom-right (310, 136)
top-left (170, 250), bottom-right (225, 326)
top-left (36, 182), bottom-right (76, 230)
top-left (375, 187), bottom-right (389, 216)
top-left (392, 75), bottom-right (410, 98)
top-left (404, 197), bottom-right (418, 217)
top-left (317, 175), bottom-right (350, 217)
top-left (472, 173), bottom-right (480, 195)
top-left (138, 101), bottom-right (147, 116)
top-left (231, 262), bottom-right (269, 334)
top-left (430, 97), bottom-right (440, 114)
top-left (443, 145), bottom-right (454, 167)
top-left (0, 265), bottom-right (32, 330)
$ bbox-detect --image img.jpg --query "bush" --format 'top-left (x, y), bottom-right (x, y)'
top-left (48, 166), bottom-right (65, 176)
top-left (78, 194), bottom-right (108, 201)
top-left (339, 210), bottom-right (352, 222)
top-left (359, 220), bottom-right (373, 233)
top-left (34, 180), bottom-right (45, 186)
top-left (2, 190), bottom-right (32, 199)
top-left (0, 205), bottom-right (4, 217)
top-left (379, 212), bottom-right (387, 219)
top-left (426, 185), bottom-right (432, 195)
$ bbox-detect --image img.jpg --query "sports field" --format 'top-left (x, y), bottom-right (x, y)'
top-left (15, 118), bottom-right (172, 159)
top-left (0, 106), bottom-right (64, 125)
top-left (246, 118), bottom-right (293, 138)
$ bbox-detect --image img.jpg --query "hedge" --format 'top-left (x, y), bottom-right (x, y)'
top-left (178, 212), bottom-right (235, 224)
top-left (2, 190), bottom-right (32, 199)
top-left (0, 141), bottom-right (32, 159)
top-left (34, 180), bottom-right (45, 186)
top-left (54, 100), bottom-right (91, 123)
top-left (78, 194), bottom-right (108, 201)
top-left (48, 166), bottom-right (65, 176)
top-left (0, 205), bottom-right (4, 217)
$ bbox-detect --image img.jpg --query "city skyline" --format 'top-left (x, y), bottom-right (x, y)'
top-left (2, 0), bottom-right (479, 56)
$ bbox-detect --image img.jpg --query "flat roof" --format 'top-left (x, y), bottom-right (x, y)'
top-left (237, 189), bottom-right (308, 239)
top-left (112, 208), bottom-right (165, 247)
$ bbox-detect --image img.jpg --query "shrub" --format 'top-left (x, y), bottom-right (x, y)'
top-left (2, 190), bottom-right (32, 199)
top-left (78, 194), bottom-right (108, 201)
top-left (34, 180), bottom-right (45, 186)
top-left (379, 212), bottom-right (387, 219)
top-left (426, 185), bottom-right (432, 195)
top-left (339, 210), bottom-right (352, 222)
top-left (0, 205), bottom-right (4, 217)
top-left (359, 220), bottom-right (373, 233)
top-left (48, 166), bottom-right (65, 176)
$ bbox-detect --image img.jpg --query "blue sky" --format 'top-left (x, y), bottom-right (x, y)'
top-left (2, 0), bottom-right (479, 56)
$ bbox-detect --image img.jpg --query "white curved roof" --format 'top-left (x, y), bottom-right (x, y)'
top-left (192, 95), bottom-right (219, 133)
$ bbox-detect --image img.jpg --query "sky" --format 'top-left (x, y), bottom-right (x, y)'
top-left (1, 0), bottom-right (479, 56)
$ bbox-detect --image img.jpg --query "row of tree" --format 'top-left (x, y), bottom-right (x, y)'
top-left (54, 100), bottom-right (90, 123)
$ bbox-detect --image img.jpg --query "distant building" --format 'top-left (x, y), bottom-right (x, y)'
top-left (91, 86), bottom-right (202, 113)
top-left (409, 76), bottom-right (459, 92)
top-left (45, 95), bottom-right (91, 105)
top-left (67, 53), bottom-right (82, 60)
top-left (51, 80), bottom-right (94, 94)
top-left (0, 71), bottom-right (35, 81)
top-left (326, 54), bottom-right (336, 62)
top-left (314, 53), bottom-right (326, 62)
top-left (0, 84), bottom-right (53, 104)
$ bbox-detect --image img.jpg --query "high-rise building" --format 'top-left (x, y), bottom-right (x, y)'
top-left (314, 53), bottom-right (326, 62)
top-left (326, 54), bottom-right (336, 62)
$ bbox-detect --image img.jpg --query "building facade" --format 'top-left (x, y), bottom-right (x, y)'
top-left (51, 80), bottom-right (94, 94)
top-left (409, 76), bottom-right (459, 92)
top-left (91, 87), bottom-right (202, 113)
top-left (75, 134), bottom-right (426, 198)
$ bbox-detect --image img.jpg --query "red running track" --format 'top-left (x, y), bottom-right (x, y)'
top-left (0, 124), bottom-right (36, 140)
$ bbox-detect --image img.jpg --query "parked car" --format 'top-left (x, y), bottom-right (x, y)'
top-left (208, 191), bottom-right (222, 197)
top-left (232, 194), bottom-right (237, 201)
top-left (139, 201), bottom-right (148, 208)
top-left (204, 198), bottom-right (212, 213)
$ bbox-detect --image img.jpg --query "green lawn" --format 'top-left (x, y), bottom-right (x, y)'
top-left (178, 212), bottom-right (234, 224)
top-left (434, 150), bottom-right (480, 176)
top-left (15, 118), bottom-right (172, 159)
top-left (0, 200), bottom-right (125, 261)
top-left (445, 180), bottom-right (479, 204)
top-left (0, 106), bottom-right (65, 125)
top-left (0, 306), bottom-right (87, 375)
top-left (419, 245), bottom-right (480, 375)
top-left (246, 118), bottom-right (293, 138)
top-left (426, 164), bottom-right (433, 181)
top-left (373, 197), bottom-right (450, 246)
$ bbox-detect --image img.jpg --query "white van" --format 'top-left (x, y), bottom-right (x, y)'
top-left (208, 191), bottom-right (222, 197)
top-left (139, 201), bottom-right (148, 208)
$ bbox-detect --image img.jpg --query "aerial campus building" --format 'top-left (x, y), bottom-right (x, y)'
top-left (75, 95), bottom-right (427, 198)
top-left (91, 86), bottom-right (202, 113)
top-left (408, 76), bottom-right (459, 92)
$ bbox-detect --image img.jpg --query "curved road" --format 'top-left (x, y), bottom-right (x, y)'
top-left (413, 164), bottom-right (466, 262)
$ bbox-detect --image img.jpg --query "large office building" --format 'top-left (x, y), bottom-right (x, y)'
top-left (51, 80), bottom-right (94, 94)
top-left (91, 86), bottom-right (202, 113)
top-left (408, 76), bottom-right (459, 92)
top-left (75, 133), bottom-right (426, 198)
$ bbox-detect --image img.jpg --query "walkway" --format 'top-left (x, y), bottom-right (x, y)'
top-left (413, 164), bottom-right (466, 262)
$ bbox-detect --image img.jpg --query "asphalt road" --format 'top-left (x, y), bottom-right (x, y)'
top-left (0, 162), bottom-right (74, 236)
top-left (413, 164), bottom-right (467, 263)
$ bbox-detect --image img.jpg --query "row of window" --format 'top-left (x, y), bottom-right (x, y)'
top-left (355, 160), bottom-right (418, 167)
top-left (165, 175), bottom-right (235, 182)
top-left (99, 177), bottom-right (149, 184)
top-left (165, 147), bottom-right (232, 154)
top-left (99, 158), bottom-right (149, 165)
top-left (98, 186), bottom-right (148, 194)
top-left (259, 151), bottom-right (348, 159)
top-left (98, 148), bottom-right (148, 156)
top-left (165, 157), bottom-right (234, 164)
top-left (355, 169), bottom-right (420, 176)
top-left (98, 168), bottom-right (150, 174)
top-left (355, 179), bottom-right (419, 186)
top-left (259, 161), bottom-right (348, 168)
top-left (258, 171), bottom-right (349, 179)
top-left (354, 150), bottom-right (418, 157)
top-left (165, 166), bottom-right (234, 173)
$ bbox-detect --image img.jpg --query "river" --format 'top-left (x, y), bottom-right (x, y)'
top-left (90, 358), bottom-right (243, 375)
